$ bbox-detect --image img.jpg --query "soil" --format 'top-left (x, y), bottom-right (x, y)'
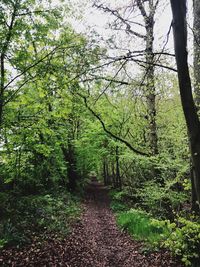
top-left (0, 182), bottom-right (183, 266)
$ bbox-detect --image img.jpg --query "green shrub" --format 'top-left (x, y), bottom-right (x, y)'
top-left (110, 200), bottom-right (128, 212)
top-left (0, 220), bottom-right (29, 246)
top-left (0, 191), bottom-right (81, 248)
top-left (117, 210), bottom-right (200, 266)
top-left (163, 217), bottom-right (200, 266)
top-left (111, 190), bottom-right (127, 201)
top-left (137, 180), bottom-right (188, 218)
top-left (109, 189), bottom-right (129, 212)
top-left (0, 239), bottom-right (7, 249)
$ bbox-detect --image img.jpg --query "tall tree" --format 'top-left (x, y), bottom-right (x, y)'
top-left (0, 0), bottom-right (18, 127)
top-left (170, 0), bottom-right (200, 212)
top-left (0, 0), bottom-right (60, 130)
top-left (136, 0), bottom-right (159, 155)
top-left (93, 0), bottom-right (159, 155)
top-left (194, 0), bottom-right (200, 109)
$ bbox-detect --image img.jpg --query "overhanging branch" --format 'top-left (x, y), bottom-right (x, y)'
top-left (77, 92), bottom-right (149, 156)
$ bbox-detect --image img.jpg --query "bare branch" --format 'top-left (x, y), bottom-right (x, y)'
top-left (81, 75), bottom-right (130, 85)
top-left (93, 3), bottom-right (146, 39)
top-left (136, 0), bottom-right (147, 19)
top-left (94, 60), bottom-right (128, 104)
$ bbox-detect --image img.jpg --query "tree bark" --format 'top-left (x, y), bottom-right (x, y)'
top-left (137, 0), bottom-right (158, 155)
top-left (115, 146), bottom-right (122, 189)
top-left (170, 0), bottom-right (200, 212)
top-left (194, 0), bottom-right (200, 109)
top-left (103, 159), bottom-right (108, 186)
top-left (146, 10), bottom-right (158, 155)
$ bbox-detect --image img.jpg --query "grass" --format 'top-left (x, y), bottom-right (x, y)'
top-left (116, 209), bottom-right (168, 246)
top-left (109, 190), bottom-right (168, 247)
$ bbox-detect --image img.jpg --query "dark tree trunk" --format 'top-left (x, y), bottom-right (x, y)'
top-left (0, 54), bottom-right (5, 128)
top-left (170, 0), bottom-right (200, 212)
top-left (194, 0), bottom-right (200, 109)
top-left (111, 161), bottom-right (116, 188)
top-left (62, 143), bottom-right (77, 192)
top-left (115, 146), bottom-right (122, 189)
top-left (103, 160), bottom-right (108, 186)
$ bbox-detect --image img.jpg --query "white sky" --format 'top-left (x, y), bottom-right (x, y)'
top-left (66, 0), bottom-right (193, 59)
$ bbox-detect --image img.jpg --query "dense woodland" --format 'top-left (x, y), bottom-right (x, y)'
top-left (0, 0), bottom-right (200, 266)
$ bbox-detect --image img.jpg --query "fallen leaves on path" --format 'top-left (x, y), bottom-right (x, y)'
top-left (0, 182), bottom-right (183, 266)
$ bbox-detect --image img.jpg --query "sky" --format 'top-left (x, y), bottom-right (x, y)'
top-left (65, 0), bottom-right (193, 61)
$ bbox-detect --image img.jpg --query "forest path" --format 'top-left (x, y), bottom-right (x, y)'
top-left (0, 182), bottom-right (182, 267)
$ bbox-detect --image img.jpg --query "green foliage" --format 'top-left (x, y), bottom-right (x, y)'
top-left (0, 191), bottom-right (81, 248)
top-left (0, 239), bottom-right (7, 249)
top-left (163, 217), bottom-right (200, 266)
top-left (115, 206), bottom-right (200, 266)
top-left (0, 220), bottom-right (28, 247)
top-left (137, 180), bottom-right (188, 218)
top-left (110, 200), bottom-right (128, 212)
top-left (109, 189), bottom-right (130, 212)
top-left (0, 0), bottom-right (197, 264)
top-left (109, 189), bottom-right (127, 201)
top-left (117, 209), bottom-right (168, 246)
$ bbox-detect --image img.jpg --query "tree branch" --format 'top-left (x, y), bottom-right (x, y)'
top-left (3, 46), bottom-right (60, 90)
top-left (93, 3), bottom-right (146, 39)
top-left (77, 92), bottom-right (149, 156)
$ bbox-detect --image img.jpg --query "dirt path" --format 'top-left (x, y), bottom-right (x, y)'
top-left (0, 182), bottom-right (182, 266)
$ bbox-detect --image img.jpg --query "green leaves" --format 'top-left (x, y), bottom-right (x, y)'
top-left (163, 216), bottom-right (200, 266)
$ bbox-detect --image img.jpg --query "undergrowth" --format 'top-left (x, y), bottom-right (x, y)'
top-left (116, 209), bottom-right (168, 245)
top-left (0, 190), bottom-right (81, 248)
top-left (110, 189), bottom-right (200, 266)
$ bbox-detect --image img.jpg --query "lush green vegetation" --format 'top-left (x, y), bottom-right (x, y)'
top-left (0, 191), bottom-right (81, 248)
top-left (0, 0), bottom-right (200, 266)
top-left (111, 191), bottom-right (200, 266)
top-left (117, 209), bottom-right (166, 244)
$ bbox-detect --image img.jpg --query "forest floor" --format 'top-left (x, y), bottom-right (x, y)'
top-left (0, 182), bottom-right (183, 267)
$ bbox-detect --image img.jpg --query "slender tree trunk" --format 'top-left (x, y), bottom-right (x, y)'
top-left (106, 161), bottom-right (111, 185)
top-left (67, 141), bottom-right (77, 192)
top-left (62, 142), bottom-right (77, 192)
top-left (193, 0), bottom-right (200, 212)
top-left (0, 54), bottom-right (5, 128)
top-left (103, 159), bottom-right (108, 186)
top-left (146, 7), bottom-right (158, 155)
top-left (170, 0), bottom-right (200, 212)
top-left (115, 146), bottom-right (122, 189)
top-left (62, 111), bottom-right (79, 192)
top-left (111, 161), bottom-right (116, 188)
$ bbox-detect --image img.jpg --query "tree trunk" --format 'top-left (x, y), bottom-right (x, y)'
top-left (194, 0), bottom-right (200, 109)
top-left (170, 0), bottom-right (200, 212)
top-left (136, 0), bottom-right (158, 156)
top-left (115, 146), bottom-right (122, 189)
top-left (145, 6), bottom-right (158, 155)
top-left (0, 54), bottom-right (5, 128)
top-left (62, 142), bottom-right (77, 192)
top-left (111, 161), bottom-right (116, 188)
top-left (103, 159), bottom-right (108, 186)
